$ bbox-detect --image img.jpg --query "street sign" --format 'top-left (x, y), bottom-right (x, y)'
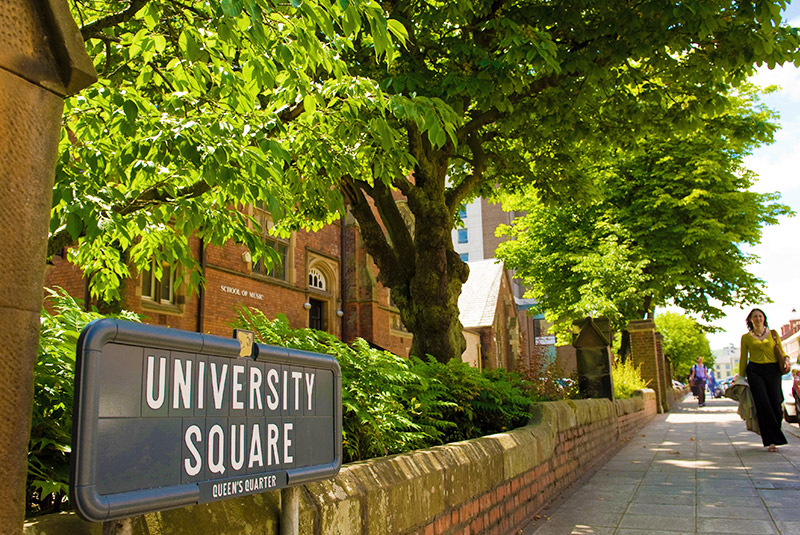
top-left (70, 318), bottom-right (342, 522)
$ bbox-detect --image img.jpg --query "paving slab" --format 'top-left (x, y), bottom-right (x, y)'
top-left (519, 394), bottom-right (800, 534)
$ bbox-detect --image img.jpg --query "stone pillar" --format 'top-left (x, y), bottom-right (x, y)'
top-left (627, 320), bottom-right (668, 413)
top-left (573, 317), bottom-right (614, 401)
top-left (0, 1), bottom-right (95, 531)
top-left (654, 332), bottom-right (669, 412)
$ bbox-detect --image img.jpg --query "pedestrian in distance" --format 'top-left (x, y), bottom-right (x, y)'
top-left (792, 365), bottom-right (800, 422)
top-left (739, 308), bottom-right (788, 452)
top-left (689, 356), bottom-right (709, 407)
top-left (708, 368), bottom-right (719, 398)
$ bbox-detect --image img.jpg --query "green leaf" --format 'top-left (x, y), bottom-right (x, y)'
top-left (122, 100), bottom-right (138, 122)
top-left (303, 93), bottom-right (317, 114)
top-left (387, 19), bottom-right (408, 44)
top-left (179, 30), bottom-right (201, 61)
top-left (221, 0), bottom-right (244, 16)
top-left (65, 212), bottom-right (83, 240)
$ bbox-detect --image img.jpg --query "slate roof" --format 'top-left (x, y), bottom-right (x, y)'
top-left (458, 259), bottom-right (505, 328)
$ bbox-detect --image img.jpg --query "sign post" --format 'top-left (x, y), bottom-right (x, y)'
top-left (70, 318), bottom-right (342, 523)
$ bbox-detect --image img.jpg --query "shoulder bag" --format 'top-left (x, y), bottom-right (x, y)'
top-left (772, 330), bottom-right (791, 375)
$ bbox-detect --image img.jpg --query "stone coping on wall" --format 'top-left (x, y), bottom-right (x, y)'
top-left (24, 389), bottom-right (658, 535)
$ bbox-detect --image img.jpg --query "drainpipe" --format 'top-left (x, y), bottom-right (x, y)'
top-left (339, 220), bottom-right (346, 338)
top-left (197, 238), bottom-right (205, 333)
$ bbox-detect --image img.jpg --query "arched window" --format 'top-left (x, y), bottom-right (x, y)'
top-left (308, 267), bottom-right (326, 291)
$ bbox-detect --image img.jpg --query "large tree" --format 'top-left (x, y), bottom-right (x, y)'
top-left (328, 1), bottom-right (800, 361)
top-left (51, 0), bottom-right (405, 300)
top-left (54, 1), bottom-right (800, 362)
top-left (655, 312), bottom-right (714, 379)
top-left (494, 86), bottom-right (792, 336)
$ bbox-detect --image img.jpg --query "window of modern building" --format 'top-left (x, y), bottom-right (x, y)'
top-left (457, 228), bottom-right (468, 243)
top-left (141, 258), bottom-right (175, 305)
top-left (460, 252), bottom-right (469, 262)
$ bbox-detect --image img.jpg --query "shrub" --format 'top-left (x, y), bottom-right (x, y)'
top-left (612, 358), bottom-right (649, 398)
top-left (234, 308), bottom-right (541, 460)
top-left (235, 308), bottom-right (455, 461)
top-left (29, 303), bottom-right (547, 515)
top-left (28, 288), bottom-right (139, 517)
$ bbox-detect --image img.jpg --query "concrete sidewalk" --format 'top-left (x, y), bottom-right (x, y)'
top-left (519, 393), bottom-right (800, 535)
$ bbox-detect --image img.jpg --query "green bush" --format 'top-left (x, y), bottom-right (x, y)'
top-left (234, 308), bottom-right (540, 461)
top-left (612, 358), bottom-right (649, 399)
top-left (29, 302), bottom-right (546, 515)
top-left (28, 288), bottom-right (140, 516)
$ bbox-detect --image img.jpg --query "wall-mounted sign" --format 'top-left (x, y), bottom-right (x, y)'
top-left (70, 319), bottom-right (342, 522)
top-left (220, 284), bottom-right (264, 300)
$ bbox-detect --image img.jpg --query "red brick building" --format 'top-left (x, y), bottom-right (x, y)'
top-left (44, 205), bottom-right (418, 357)
top-left (45, 202), bottom-right (526, 367)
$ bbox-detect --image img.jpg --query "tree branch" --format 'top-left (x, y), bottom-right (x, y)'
top-left (47, 179), bottom-right (215, 258)
top-left (276, 101), bottom-right (306, 123)
top-left (117, 180), bottom-right (213, 215)
top-left (81, 0), bottom-right (151, 40)
top-left (370, 180), bottom-right (416, 274)
top-left (446, 134), bottom-right (489, 212)
top-left (340, 176), bottom-right (407, 288)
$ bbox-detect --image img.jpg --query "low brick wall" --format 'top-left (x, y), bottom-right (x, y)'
top-left (24, 390), bottom-right (658, 535)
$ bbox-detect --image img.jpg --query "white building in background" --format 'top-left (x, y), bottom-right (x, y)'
top-left (712, 344), bottom-right (740, 382)
top-left (779, 309), bottom-right (800, 365)
top-left (451, 198), bottom-right (556, 366)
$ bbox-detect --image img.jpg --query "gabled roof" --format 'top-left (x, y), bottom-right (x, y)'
top-left (458, 259), bottom-right (505, 328)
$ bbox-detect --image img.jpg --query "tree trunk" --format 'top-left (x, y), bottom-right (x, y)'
top-left (400, 217), bottom-right (469, 362)
top-left (341, 145), bottom-right (470, 362)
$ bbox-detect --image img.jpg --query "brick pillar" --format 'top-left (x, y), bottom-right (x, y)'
top-left (627, 320), bottom-right (667, 413)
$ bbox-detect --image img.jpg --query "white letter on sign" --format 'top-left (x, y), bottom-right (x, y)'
top-left (173, 359), bottom-right (192, 410)
top-left (266, 369), bottom-right (279, 411)
top-left (248, 423), bottom-right (263, 469)
top-left (230, 424), bottom-right (245, 471)
top-left (211, 363), bottom-right (228, 410)
top-left (249, 366), bottom-right (263, 410)
top-left (184, 425), bottom-right (202, 476)
top-left (305, 373), bottom-right (315, 411)
top-left (232, 364), bottom-right (245, 410)
top-left (208, 424), bottom-right (226, 474)
top-left (146, 355), bottom-right (166, 410)
top-left (292, 371), bottom-right (303, 411)
top-left (284, 422), bottom-right (294, 464)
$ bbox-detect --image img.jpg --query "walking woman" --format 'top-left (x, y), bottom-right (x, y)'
top-left (740, 308), bottom-right (788, 452)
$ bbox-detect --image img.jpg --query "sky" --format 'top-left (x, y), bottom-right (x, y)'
top-left (693, 5), bottom-right (800, 350)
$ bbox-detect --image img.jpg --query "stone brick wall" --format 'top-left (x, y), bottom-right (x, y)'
top-left (25, 391), bottom-right (659, 535)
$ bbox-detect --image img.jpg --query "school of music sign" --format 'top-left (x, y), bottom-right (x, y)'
top-left (70, 319), bottom-right (342, 522)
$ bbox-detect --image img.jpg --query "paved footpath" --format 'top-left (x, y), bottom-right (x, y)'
top-left (519, 394), bottom-right (800, 535)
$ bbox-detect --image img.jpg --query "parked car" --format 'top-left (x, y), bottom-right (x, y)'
top-left (782, 373), bottom-right (799, 424)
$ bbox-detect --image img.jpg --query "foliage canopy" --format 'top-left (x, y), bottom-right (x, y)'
top-left (496, 86), bottom-right (792, 335)
top-left (655, 311), bottom-right (714, 379)
top-left (54, 0), bottom-right (800, 361)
